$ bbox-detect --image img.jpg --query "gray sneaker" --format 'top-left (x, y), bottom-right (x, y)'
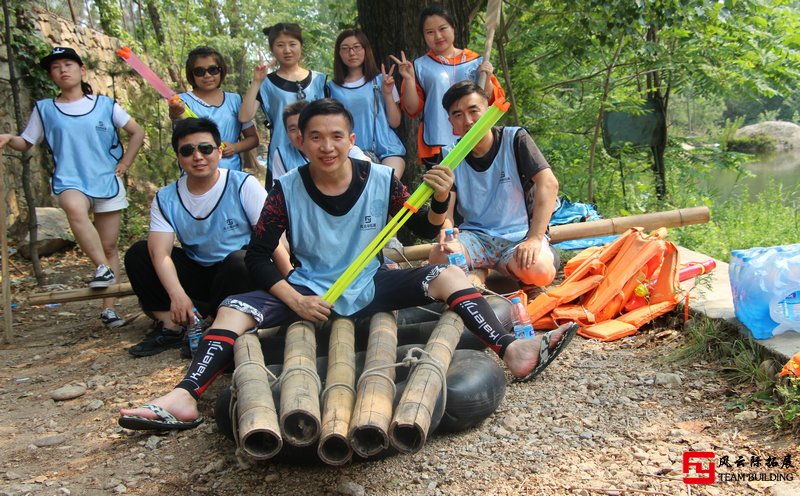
top-left (101, 308), bottom-right (125, 329)
top-left (89, 264), bottom-right (116, 288)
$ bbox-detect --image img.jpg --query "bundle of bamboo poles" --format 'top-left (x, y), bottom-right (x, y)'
top-left (231, 309), bottom-right (464, 464)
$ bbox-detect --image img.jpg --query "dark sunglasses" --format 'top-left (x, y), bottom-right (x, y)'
top-left (178, 142), bottom-right (217, 157)
top-left (192, 65), bottom-right (222, 77)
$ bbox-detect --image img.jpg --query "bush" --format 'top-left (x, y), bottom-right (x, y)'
top-left (726, 134), bottom-right (776, 154)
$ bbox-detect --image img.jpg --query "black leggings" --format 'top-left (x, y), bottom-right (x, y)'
top-left (124, 240), bottom-right (256, 317)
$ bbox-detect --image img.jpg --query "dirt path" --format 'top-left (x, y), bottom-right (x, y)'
top-left (1, 253), bottom-right (798, 496)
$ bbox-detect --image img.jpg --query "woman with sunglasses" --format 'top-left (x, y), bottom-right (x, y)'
top-left (168, 46), bottom-right (258, 172)
top-left (328, 29), bottom-right (406, 179)
top-left (390, 4), bottom-right (505, 168)
top-left (0, 47), bottom-right (145, 329)
top-left (240, 23), bottom-right (327, 184)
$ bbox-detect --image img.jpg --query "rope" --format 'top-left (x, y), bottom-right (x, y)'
top-left (356, 346), bottom-right (448, 409)
top-left (279, 364), bottom-right (323, 392)
top-left (230, 360), bottom-right (279, 457)
top-left (320, 382), bottom-right (358, 405)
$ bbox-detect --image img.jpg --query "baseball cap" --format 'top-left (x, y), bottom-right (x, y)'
top-left (39, 46), bottom-right (84, 70)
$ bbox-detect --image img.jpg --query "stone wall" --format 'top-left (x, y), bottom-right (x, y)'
top-left (0, 6), bottom-right (135, 232)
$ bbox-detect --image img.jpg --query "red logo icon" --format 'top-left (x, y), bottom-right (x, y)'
top-left (683, 451), bottom-right (716, 484)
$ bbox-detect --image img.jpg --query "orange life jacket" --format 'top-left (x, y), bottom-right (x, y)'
top-left (526, 227), bottom-right (683, 341)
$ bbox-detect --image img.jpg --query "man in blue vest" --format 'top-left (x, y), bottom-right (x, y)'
top-left (118, 99), bottom-right (576, 430)
top-left (429, 81), bottom-right (561, 292)
top-left (124, 118), bottom-right (289, 357)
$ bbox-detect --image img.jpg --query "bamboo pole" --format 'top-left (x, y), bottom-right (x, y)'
top-left (280, 320), bottom-right (321, 447)
top-left (477, 0), bottom-right (502, 88)
top-left (382, 206), bottom-right (710, 262)
top-left (317, 318), bottom-right (357, 465)
top-left (348, 312), bottom-right (398, 458)
top-left (1, 161), bottom-right (11, 344)
top-left (233, 333), bottom-right (282, 460)
top-left (28, 283), bottom-right (134, 305)
top-left (389, 311), bottom-right (463, 454)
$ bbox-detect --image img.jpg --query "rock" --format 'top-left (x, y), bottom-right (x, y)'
top-left (50, 385), bottom-right (87, 401)
top-left (735, 121), bottom-right (800, 152)
top-left (4, 472), bottom-right (21, 480)
top-left (59, 488), bottom-right (71, 495)
top-left (18, 207), bottom-right (75, 258)
top-left (144, 436), bottom-right (161, 450)
top-left (771, 482), bottom-right (800, 496)
top-left (336, 481), bottom-right (365, 496)
top-left (114, 484), bottom-right (127, 493)
top-left (85, 399), bottom-right (104, 411)
top-left (33, 434), bottom-right (68, 447)
top-left (579, 431), bottom-right (594, 440)
top-left (264, 473), bottom-right (279, 483)
top-left (735, 410), bottom-right (758, 421)
top-left (654, 373), bottom-right (682, 386)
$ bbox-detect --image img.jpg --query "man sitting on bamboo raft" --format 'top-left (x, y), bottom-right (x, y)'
top-left (118, 99), bottom-right (577, 431)
top-left (428, 81), bottom-right (560, 293)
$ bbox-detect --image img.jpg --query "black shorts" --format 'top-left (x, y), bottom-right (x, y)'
top-left (220, 264), bottom-right (448, 328)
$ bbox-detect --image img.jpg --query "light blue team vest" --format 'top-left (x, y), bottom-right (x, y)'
top-left (258, 71), bottom-right (327, 169)
top-left (179, 92), bottom-right (245, 171)
top-left (36, 96), bottom-right (122, 198)
top-left (156, 170), bottom-right (253, 266)
top-left (446, 127), bottom-right (529, 242)
top-left (327, 76), bottom-right (406, 160)
top-left (280, 163), bottom-right (393, 316)
top-left (276, 144), bottom-right (308, 173)
top-left (414, 54), bottom-right (482, 148)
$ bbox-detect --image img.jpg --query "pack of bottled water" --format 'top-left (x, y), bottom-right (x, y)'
top-left (729, 243), bottom-right (800, 339)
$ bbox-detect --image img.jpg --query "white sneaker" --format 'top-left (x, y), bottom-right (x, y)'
top-left (89, 264), bottom-right (116, 288)
top-left (101, 308), bottom-right (125, 329)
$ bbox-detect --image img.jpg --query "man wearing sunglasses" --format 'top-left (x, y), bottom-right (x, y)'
top-left (123, 118), bottom-right (290, 357)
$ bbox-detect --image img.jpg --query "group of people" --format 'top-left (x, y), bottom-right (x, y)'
top-left (0, 4), bottom-right (577, 432)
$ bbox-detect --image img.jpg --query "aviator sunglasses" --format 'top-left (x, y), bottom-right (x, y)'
top-left (178, 142), bottom-right (218, 157)
top-left (192, 65), bottom-right (222, 77)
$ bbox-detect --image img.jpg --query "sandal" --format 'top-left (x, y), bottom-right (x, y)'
top-left (118, 404), bottom-right (203, 431)
top-left (515, 322), bottom-right (579, 382)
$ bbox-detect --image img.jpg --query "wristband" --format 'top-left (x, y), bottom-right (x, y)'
top-left (430, 194), bottom-right (450, 214)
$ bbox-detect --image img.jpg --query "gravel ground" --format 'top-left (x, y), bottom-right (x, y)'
top-left (1, 255), bottom-right (799, 496)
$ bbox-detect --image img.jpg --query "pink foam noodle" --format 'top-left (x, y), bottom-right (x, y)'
top-left (116, 46), bottom-right (177, 100)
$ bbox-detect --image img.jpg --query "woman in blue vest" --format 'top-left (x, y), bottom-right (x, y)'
top-left (0, 47), bottom-right (145, 328)
top-left (328, 29), bottom-right (406, 179)
top-left (391, 4), bottom-right (505, 168)
top-left (240, 22), bottom-right (327, 185)
top-left (168, 46), bottom-right (258, 171)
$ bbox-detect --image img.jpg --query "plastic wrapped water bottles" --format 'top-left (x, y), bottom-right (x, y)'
top-left (729, 243), bottom-right (800, 339)
top-left (187, 309), bottom-right (205, 356)
top-left (510, 296), bottom-right (534, 339)
top-left (443, 228), bottom-right (469, 273)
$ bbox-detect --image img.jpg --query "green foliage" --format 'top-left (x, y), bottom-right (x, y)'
top-left (719, 116), bottom-right (746, 151)
top-left (726, 134), bottom-right (776, 154)
top-left (94, 0), bottom-right (125, 39)
top-left (772, 377), bottom-right (800, 433)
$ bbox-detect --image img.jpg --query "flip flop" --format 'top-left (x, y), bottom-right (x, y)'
top-left (118, 404), bottom-right (204, 431)
top-left (515, 322), bottom-right (579, 383)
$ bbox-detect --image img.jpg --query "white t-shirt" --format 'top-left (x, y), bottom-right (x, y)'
top-left (150, 169), bottom-right (266, 232)
top-left (21, 95), bottom-right (130, 145)
top-left (342, 76), bottom-right (400, 102)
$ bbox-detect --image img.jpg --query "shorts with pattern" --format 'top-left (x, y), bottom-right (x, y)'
top-left (458, 230), bottom-right (558, 278)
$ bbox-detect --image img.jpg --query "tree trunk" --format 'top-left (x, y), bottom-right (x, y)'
top-left (646, 26), bottom-right (667, 201)
top-left (145, 0), bottom-right (181, 86)
top-left (4, 1), bottom-right (45, 285)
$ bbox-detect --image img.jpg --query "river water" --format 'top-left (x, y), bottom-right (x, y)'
top-left (714, 150), bottom-right (800, 197)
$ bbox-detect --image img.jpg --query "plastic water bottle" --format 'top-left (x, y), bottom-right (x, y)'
top-left (187, 309), bottom-right (205, 357)
top-left (443, 228), bottom-right (469, 273)
top-left (729, 243), bottom-right (800, 339)
top-left (510, 296), bottom-right (534, 339)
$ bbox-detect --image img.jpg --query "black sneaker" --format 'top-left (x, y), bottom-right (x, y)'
top-left (128, 321), bottom-right (186, 357)
top-left (89, 264), bottom-right (116, 288)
